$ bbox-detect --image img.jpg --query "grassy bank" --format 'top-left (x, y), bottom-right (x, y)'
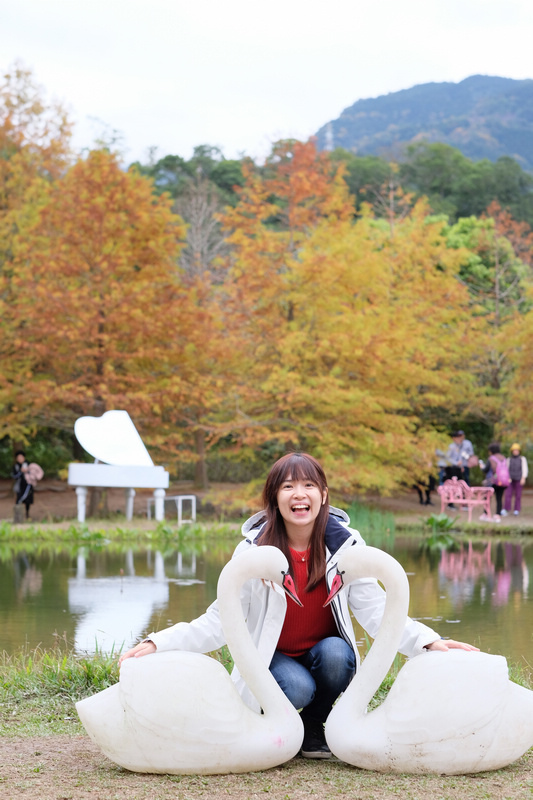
top-left (0, 643), bottom-right (233, 737)
top-left (2, 642), bottom-right (531, 737)
top-left (1, 501), bottom-right (531, 547)
top-left (0, 519), bottom-right (242, 562)
top-left (0, 518), bottom-right (240, 543)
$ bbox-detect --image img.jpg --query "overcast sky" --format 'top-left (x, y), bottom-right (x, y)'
top-left (2, 0), bottom-right (533, 165)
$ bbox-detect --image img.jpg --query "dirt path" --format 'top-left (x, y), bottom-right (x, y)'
top-left (2, 734), bottom-right (532, 800)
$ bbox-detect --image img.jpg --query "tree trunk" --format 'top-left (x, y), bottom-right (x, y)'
top-left (88, 488), bottom-right (109, 518)
top-left (88, 397), bottom-right (107, 516)
top-left (193, 429), bottom-right (209, 489)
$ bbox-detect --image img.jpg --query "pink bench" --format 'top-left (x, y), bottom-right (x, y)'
top-left (437, 477), bottom-right (494, 522)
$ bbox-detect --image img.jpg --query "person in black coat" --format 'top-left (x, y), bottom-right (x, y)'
top-left (11, 450), bottom-right (33, 519)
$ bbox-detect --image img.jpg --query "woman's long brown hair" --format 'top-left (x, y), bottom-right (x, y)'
top-left (255, 453), bottom-right (329, 591)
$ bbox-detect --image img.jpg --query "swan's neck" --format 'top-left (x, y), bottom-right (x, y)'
top-left (217, 556), bottom-right (291, 718)
top-left (344, 548), bottom-right (410, 717)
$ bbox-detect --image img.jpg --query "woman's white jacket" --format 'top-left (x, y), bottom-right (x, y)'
top-left (148, 507), bottom-right (440, 712)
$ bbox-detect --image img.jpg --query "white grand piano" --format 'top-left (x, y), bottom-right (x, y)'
top-left (68, 410), bottom-right (170, 522)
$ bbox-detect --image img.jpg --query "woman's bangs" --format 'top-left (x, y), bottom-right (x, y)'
top-left (280, 454), bottom-right (324, 488)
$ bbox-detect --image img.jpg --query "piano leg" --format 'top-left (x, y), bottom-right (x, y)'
top-left (153, 488), bottom-right (166, 521)
top-left (75, 486), bottom-right (88, 523)
top-left (125, 488), bottom-right (136, 521)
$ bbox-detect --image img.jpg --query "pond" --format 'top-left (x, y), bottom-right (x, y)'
top-left (1, 534), bottom-right (532, 665)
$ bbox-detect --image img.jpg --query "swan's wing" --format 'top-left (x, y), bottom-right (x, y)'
top-left (382, 650), bottom-right (509, 744)
top-left (120, 650), bottom-right (247, 748)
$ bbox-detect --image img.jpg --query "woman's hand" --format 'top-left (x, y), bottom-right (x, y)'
top-left (118, 639), bottom-right (156, 666)
top-left (425, 639), bottom-right (480, 652)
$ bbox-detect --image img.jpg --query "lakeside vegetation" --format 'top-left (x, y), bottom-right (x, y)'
top-left (1, 494), bottom-right (533, 562)
top-left (2, 635), bottom-right (531, 740)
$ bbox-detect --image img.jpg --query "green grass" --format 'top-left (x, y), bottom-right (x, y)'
top-left (0, 642), bottom-right (120, 735)
top-left (0, 642), bottom-right (235, 736)
top-left (344, 501), bottom-right (396, 547)
top-left (6, 641), bottom-right (528, 739)
top-left (0, 518), bottom-right (241, 560)
top-left (0, 518), bottom-right (239, 541)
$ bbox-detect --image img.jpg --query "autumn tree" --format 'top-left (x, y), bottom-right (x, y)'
top-left (484, 200), bottom-right (533, 268)
top-left (127, 152), bottom-right (241, 486)
top-left (445, 207), bottom-right (532, 429)
top-left (131, 154), bottom-right (240, 486)
top-left (218, 140), bottom-right (478, 493)
top-left (0, 64), bottom-right (73, 450)
top-left (1, 149), bottom-right (196, 458)
top-left (175, 176), bottom-right (228, 283)
top-left (0, 63), bottom-right (72, 271)
top-left (481, 203), bottom-right (533, 442)
top-left (503, 295), bottom-right (533, 440)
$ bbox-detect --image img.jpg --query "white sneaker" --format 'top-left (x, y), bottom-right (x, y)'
top-left (513, 510), bottom-right (519, 516)
top-left (500, 509), bottom-right (508, 516)
top-left (493, 515), bottom-right (501, 522)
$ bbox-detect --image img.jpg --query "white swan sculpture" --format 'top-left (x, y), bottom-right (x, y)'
top-left (76, 546), bottom-right (304, 774)
top-left (324, 545), bottom-right (533, 774)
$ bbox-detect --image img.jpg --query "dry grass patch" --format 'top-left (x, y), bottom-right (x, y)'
top-left (1, 735), bottom-right (532, 800)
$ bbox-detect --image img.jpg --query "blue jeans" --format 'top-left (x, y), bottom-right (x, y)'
top-left (269, 637), bottom-right (356, 723)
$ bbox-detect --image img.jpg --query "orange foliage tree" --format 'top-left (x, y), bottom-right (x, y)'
top-left (0, 64), bottom-right (73, 443)
top-left (0, 63), bottom-right (72, 270)
top-left (1, 150), bottom-right (200, 460)
top-left (218, 140), bottom-right (479, 493)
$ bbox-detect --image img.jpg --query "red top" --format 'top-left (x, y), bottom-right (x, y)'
top-left (276, 548), bottom-right (338, 656)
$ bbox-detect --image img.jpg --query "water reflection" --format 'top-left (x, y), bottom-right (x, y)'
top-left (438, 542), bottom-right (529, 608)
top-left (14, 559), bottom-right (43, 601)
top-left (69, 551), bottom-right (167, 653)
top-left (1, 537), bottom-right (531, 662)
top-left (68, 549), bottom-right (210, 654)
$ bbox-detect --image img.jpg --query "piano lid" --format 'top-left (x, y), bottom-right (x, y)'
top-left (74, 410), bottom-right (154, 467)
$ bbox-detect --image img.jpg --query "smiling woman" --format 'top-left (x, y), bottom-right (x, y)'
top-left (277, 476), bottom-right (327, 537)
top-left (117, 452), bottom-right (478, 766)
top-left (258, 454), bottom-right (330, 594)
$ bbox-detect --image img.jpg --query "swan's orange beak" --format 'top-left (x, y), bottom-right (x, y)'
top-left (282, 572), bottom-right (303, 606)
top-left (324, 571), bottom-right (344, 606)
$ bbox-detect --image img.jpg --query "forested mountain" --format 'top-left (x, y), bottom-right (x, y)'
top-left (316, 75), bottom-right (533, 171)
